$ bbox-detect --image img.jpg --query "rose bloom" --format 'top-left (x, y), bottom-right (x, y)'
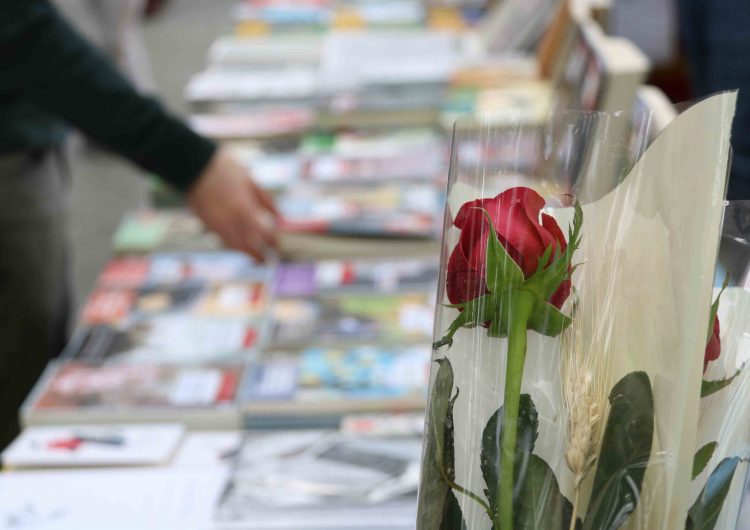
top-left (446, 187), bottom-right (571, 309)
top-left (704, 314), bottom-right (721, 373)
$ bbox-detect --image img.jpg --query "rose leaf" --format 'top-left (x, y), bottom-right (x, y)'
top-left (527, 300), bottom-right (573, 338)
top-left (707, 275), bottom-right (729, 344)
top-left (701, 370), bottom-right (741, 398)
top-left (515, 454), bottom-right (577, 530)
top-left (439, 490), bottom-right (468, 530)
top-left (692, 442), bottom-right (718, 480)
top-left (686, 457), bottom-right (741, 530)
top-left (582, 371), bottom-right (654, 530)
top-left (481, 394), bottom-right (539, 519)
top-left (418, 358), bottom-right (460, 528)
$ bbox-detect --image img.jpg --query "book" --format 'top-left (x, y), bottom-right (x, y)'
top-left (269, 293), bottom-right (435, 347)
top-left (1, 424), bottom-right (185, 469)
top-left (340, 413), bottom-right (425, 437)
top-left (233, 151), bottom-right (302, 191)
top-left (555, 20), bottom-right (649, 114)
top-left (272, 257), bottom-right (439, 298)
top-left (473, 0), bottom-right (558, 53)
top-left (0, 468), bottom-right (228, 530)
top-left (64, 317), bottom-right (261, 365)
top-left (239, 345), bottom-right (430, 426)
top-left (98, 251), bottom-right (268, 288)
top-left (81, 280), bottom-right (267, 326)
top-left (279, 231), bottom-right (441, 260)
top-left (208, 35), bottom-right (323, 68)
top-left (189, 107), bottom-right (315, 140)
top-left (213, 430), bottom-right (419, 529)
top-left (441, 79), bottom-right (553, 130)
top-left (112, 210), bottom-right (220, 254)
top-left (299, 128), bottom-right (447, 183)
top-left (278, 182), bottom-right (443, 239)
top-left (22, 361), bottom-right (243, 430)
top-left (319, 31), bottom-right (463, 87)
top-left (184, 68), bottom-right (319, 103)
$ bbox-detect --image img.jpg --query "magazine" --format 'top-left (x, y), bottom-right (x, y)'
top-left (272, 258), bottom-right (439, 298)
top-left (278, 182), bottom-right (443, 239)
top-left (240, 344), bottom-right (430, 423)
top-left (112, 210), bottom-right (220, 254)
top-left (98, 251), bottom-right (268, 288)
top-left (269, 292), bottom-right (435, 347)
top-left (189, 107), bottom-right (315, 140)
top-left (81, 280), bottom-right (267, 326)
top-left (65, 317), bottom-right (261, 365)
top-left (22, 361), bottom-right (243, 429)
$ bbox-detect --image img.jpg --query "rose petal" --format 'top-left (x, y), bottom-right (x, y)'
top-left (703, 315), bottom-right (721, 373)
top-left (446, 247), bottom-right (486, 305)
top-left (549, 278), bottom-right (571, 309)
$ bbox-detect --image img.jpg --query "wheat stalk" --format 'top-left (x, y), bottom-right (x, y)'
top-left (561, 299), bottom-right (613, 529)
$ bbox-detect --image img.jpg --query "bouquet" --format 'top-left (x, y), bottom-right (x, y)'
top-left (417, 93), bottom-right (748, 529)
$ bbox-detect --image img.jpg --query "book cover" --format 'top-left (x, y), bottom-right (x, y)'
top-left (272, 258), bottom-right (439, 297)
top-left (278, 182), bottom-right (442, 239)
top-left (23, 362), bottom-right (243, 429)
top-left (66, 317), bottom-right (260, 365)
top-left (29, 362), bottom-right (241, 410)
top-left (270, 293), bottom-right (435, 346)
top-left (240, 344), bottom-right (430, 418)
top-left (112, 210), bottom-right (221, 254)
top-left (97, 252), bottom-right (268, 288)
top-left (81, 280), bottom-right (267, 326)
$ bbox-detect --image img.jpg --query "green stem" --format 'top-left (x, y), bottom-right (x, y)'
top-left (495, 290), bottom-right (536, 530)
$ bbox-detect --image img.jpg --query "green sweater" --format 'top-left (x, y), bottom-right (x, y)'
top-left (0, 0), bottom-right (216, 192)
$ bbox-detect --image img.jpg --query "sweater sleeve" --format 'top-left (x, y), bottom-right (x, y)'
top-left (0, 0), bottom-right (216, 191)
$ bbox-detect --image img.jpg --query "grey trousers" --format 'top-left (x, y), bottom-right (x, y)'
top-left (0, 150), bottom-right (72, 449)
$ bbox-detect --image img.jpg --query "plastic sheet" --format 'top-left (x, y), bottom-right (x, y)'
top-left (417, 93), bottom-right (739, 530)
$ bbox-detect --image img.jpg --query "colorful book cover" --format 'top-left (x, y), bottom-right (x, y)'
top-left (241, 344), bottom-right (430, 412)
top-left (29, 362), bottom-right (242, 412)
top-left (270, 293), bottom-right (435, 346)
top-left (81, 280), bottom-right (267, 325)
top-left (112, 210), bottom-right (220, 254)
top-left (97, 252), bottom-right (268, 288)
top-left (272, 258), bottom-right (439, 297)
top-left (278, 183), bottom-right (442, 238)
top-left (66, 317), bottom-right (260, 365)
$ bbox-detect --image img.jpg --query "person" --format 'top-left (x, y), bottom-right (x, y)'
top-left (679, 0), bottom-right (750, 200)
top-left (0, 0), bottom-right (279, 449)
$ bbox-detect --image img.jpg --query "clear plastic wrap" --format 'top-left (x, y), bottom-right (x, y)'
top-left (417, 93), bottom-right (739, 530)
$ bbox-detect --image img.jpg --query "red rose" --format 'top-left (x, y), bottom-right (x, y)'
top-left (446, 187), bottom-right (571, 309)
top-left (704, 314), bottom-right (721, 373)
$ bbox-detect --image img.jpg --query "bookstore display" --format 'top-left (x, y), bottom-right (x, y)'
top-left (3, 0), bottom-right (750, 529)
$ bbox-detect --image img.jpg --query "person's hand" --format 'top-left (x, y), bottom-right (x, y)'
top-left (187, 148), bottom-right (280, 262)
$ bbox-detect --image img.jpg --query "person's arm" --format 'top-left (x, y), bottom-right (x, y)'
top-left (0, 0), bottom-right (278, 260)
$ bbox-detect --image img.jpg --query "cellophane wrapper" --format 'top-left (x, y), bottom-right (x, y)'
top-left (417, 93), bottom-right (740, 530)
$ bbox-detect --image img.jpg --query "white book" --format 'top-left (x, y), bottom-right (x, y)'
top-left (184, 68), bottom-right (319, 102)
top-left (2, 424), bottom-right (185, 469)
top-left (0, 468), bottom-right (227, 530)
top-left (208, 35), bottom-right (323, 67)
